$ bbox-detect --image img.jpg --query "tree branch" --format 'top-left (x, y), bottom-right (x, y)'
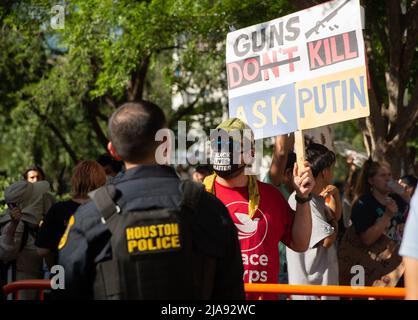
top-left (389, 76), bottom-right (418, 148)
top-left (290, 0), bottom-right (324, 10)
top-left (366, 97), bottom-right (384, 153)
top-left (96, 109), bottom-right (108, 122)
top-left (400, 3), bottom-right (418, 89)
top-left (408, 74), bottom-right (418, 110)
top-left (30, 103), bottom-right (78, 164)
top-left (83, 99), bottom-right (109, 151)
top-left (105, 94), bottom-right (118, 109)
top-left (389, 2), bottom-right (418, 142)
top-left (368, 6), bottom-right (389, 65)
top-left (386, 0), bottom-right (402, 71)
top-left (364, 38), bottom-right (384, 109)
top-left (156, 45), bottom-right (182, 53)
top-left (127, 55), bottom-right (151, 101)
top-left (405, 0), bottom-right (418, 27)
top-left (0, 0), bottom-right (14, 26)
top-left (386, 0), bottom-right (402, 115)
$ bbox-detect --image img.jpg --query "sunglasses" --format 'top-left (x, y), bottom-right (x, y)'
top-left (211, 137), bottom-right (242, 152)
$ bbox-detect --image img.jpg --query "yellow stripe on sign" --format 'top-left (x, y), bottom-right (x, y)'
top-left (58, 215), bottom-right (75, 250)
top-left (296, 66), bottom-right (370, 130)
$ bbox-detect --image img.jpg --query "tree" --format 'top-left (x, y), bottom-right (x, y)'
top-left (0, 0), bottom-right (293, 188)
top-left (0, 0), bottom-right (416, 192)
top-left (363, 0), bottom-right (418, 176)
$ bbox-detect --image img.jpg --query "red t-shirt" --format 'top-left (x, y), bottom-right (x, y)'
top-left (214, 179), bottom-right (294, 300)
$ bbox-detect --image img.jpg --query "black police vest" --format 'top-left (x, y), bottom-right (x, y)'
top-left (90, 180), bottom-right (216, 300)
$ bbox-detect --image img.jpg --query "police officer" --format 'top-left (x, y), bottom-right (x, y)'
top-left (58, 101), bottom-right (244, 300)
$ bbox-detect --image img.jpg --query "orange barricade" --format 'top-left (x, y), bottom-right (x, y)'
top-left (2, 280), bottom-right (406, 300)
top-left (245, 283), bottom-right (406, 299)
top-left (3, 279), bottom-right (52, 300)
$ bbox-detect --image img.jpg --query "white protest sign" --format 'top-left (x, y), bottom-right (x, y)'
top-left (226, 0), bottom-right (369, 139)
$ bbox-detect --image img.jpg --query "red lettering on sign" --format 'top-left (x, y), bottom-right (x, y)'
top-left (307, 31), bottom-right (359, 70)
top-left (308, 41), bottom-right (324, 68)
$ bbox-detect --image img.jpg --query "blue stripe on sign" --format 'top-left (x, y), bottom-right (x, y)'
top-left (229, 84), bottom-right (298, 139)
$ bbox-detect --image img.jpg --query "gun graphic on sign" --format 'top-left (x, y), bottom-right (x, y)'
top-left (305, 0), bottom-right (350, 39)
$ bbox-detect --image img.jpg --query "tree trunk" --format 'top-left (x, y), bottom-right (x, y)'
top-left (359, 0), bottom-right (418, 178)
top-left (126, 56), bottom-right (151, 102)
top-left (84, 99), bottom-right (109, 151)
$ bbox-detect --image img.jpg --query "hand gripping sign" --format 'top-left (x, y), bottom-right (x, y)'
top-left (226, 0), bottom-right (369, 166)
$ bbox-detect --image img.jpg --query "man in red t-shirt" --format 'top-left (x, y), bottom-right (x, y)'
top-left (204, 118), bottom-right (314, 300)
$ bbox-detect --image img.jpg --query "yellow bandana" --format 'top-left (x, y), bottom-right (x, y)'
top-left (203, 173), bottom-right (260, 219)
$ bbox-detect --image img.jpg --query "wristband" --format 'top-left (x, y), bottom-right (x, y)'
top-left (295, 193), bottom-right (312, 204)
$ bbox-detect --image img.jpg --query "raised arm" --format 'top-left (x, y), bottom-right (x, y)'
top-left (288, 161), bottom-right (315, 252)
top-left (269, 134), bottom-right (294, 186)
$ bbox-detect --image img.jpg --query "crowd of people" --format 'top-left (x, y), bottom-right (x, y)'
top-left (0, 100), bottom-right (417, 300)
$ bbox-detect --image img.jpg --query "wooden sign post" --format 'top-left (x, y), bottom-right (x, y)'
top-left (294, 130), bottom-right (306, 170)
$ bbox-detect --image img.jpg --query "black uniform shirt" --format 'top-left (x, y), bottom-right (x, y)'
top-left (58, 165), bottom-right (244, 299)
top-left (36, 200), bottom-right (81, 250)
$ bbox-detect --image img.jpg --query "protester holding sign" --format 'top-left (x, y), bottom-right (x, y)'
top-left (223, 0), bottom-right (371, 299)
top-left (203, 118), bottom-right (314, 300)
top-left (286, 142), bottom-right (340, 300)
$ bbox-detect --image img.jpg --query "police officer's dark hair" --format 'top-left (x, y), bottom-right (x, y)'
top-left (22, 165), bottom-right (45, 181)
top-left (109, 101), bottom-right (166, 163)
top-left (305, 142), bottom-right (336, 177)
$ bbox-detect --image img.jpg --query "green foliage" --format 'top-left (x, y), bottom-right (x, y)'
top-left (0, 0), bottom-right (298, 188)
top-left (333, 120), bottom-right (366, 153)
top-left (0, 176), bottom-right (14, 212)
top-left (0, 0), bottom-right (416, 190)
top-left (332, 120), bottom-right (366, 183)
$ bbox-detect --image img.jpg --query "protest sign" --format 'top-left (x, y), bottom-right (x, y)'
top-left (226, 0), bottom-right (369, 140)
